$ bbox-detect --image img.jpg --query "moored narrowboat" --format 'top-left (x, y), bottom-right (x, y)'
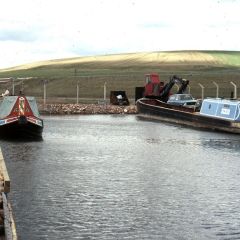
top-left (0, 95), bottom-right (43, 139)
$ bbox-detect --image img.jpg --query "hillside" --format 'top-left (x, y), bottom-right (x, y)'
top-left (0, 50), bottom-right (239, 102)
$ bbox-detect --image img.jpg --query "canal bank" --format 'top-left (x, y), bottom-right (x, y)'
top-left (39, 104), bottom-right (137, 115)
top-left (0, 149), bottom-right (17, 240)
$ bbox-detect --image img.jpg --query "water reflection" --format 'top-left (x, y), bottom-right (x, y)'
top-left (200, 138), bottom-right (240, 152)
top-left (146, 137), bottom-right (240, 152)
top-left (137, 115), bottom-right (240, 152)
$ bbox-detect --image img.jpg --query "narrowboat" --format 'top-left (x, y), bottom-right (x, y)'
top-left (137, 98), bottom-right (240, 134)
top-left (0, 95), bottom-right (43, 139)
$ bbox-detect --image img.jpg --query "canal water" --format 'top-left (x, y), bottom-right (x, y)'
top-left (1, 115), bottom-right (240, 240)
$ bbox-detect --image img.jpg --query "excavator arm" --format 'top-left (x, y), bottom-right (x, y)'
top-left (176, 76), bottom-right (189, 94)
top-left (158, 75), bottom-right (189, 102)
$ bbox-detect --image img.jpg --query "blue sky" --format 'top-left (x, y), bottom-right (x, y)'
top-left (0, 0), bottom-right (239, 68)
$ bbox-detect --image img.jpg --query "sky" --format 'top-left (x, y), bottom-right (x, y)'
top-left (0, 0), bottom-right (240, 69)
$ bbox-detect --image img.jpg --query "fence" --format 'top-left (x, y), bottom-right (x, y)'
top-left (0, 77), bottom-right (239, 105)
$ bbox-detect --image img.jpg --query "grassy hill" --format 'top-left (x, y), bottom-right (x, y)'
top-left (0, 50), bottom-right (240, 103)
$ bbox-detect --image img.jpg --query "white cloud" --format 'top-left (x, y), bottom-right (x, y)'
top-left (0, 0), bottom-right (240, 68)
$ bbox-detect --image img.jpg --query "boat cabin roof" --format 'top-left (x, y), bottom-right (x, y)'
top-left (200, 98), bottom-right (240, 121)
top-left (0, 96), bottom-right (40, 118)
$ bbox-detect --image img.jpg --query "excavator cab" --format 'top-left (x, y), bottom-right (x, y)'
top-left (143, 74), bottom-right (190, 102)
top-left (144, 74), bottom-right (164, 97)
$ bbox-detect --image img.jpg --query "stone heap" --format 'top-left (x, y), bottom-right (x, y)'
top-left (39, 104), bottom-right (138, 115)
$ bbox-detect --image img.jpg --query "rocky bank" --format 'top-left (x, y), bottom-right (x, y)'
top-left (39, 104), bottom-right (138, 115)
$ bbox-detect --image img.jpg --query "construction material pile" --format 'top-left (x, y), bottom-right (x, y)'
top-left (39, 104), bottom-right (137, 115)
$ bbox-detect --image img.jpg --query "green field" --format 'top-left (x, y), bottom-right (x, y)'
top-left (0, 50), bottom-right (240, 103)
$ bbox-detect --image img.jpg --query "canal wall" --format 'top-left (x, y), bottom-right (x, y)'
top-left (39, 104), bottom-right (138, 115)
top-left (0, 150), bottom-right (17, 240)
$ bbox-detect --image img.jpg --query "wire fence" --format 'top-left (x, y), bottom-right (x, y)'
top-left (0, 76), bottom-right (239, 104)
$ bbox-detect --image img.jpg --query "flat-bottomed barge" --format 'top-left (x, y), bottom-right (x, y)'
top-left (137, 98), bottom-right (240, 134)
top-left (137, 73), bottom-right (240, 134)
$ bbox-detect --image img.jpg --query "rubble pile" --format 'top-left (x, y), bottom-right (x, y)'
top-left (39, 104), bottom-right (138, 115)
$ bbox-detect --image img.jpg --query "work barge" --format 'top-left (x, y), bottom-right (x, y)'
top-left (137, 74), bottom-right (240, 134)
top-left (0, 150), bottom-right (17, 240)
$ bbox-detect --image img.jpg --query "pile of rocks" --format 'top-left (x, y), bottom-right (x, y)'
top-left (39, 104), bottom-right (138, 115)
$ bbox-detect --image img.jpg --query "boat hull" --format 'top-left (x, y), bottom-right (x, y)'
top-left (137, 98), bottom-right (240, 134)
top-left (0, 120), bottom-right (43, 139)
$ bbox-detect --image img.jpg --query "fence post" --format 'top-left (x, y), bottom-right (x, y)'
top-left (42, 80), bottom-right (48, 110)
top-left (11, 78), bottom-right (15, 96)
top-left (213, 81), bottom-right (219, 98)
top-left (104, 82), bottom-right (107, 101)
top-left (76, 81), bottom-right (79, 104)
top-left (198, 83), bottom-right (205, 100)
top-left (230, 81), bottom-right (237, 99)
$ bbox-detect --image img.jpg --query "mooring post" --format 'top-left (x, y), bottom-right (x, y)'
top-left (213, 81), bottom-right (219, 98)
top-left (198, 83), bottom-right (205, 100)
top-left (230, 81), bottom-right (237, 99)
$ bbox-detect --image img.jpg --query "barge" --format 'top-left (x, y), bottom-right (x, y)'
top-left (136, 73), bottom-right (240, 134)
top-left (137, 98), bottom-right (240, 134)
top-left (0, 95), bottom-right (43, 139)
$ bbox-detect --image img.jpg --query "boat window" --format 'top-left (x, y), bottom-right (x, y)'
top-left (208, 104), bottom-right (211, 109)
top-left (223, 104), bottom-right (230, 108)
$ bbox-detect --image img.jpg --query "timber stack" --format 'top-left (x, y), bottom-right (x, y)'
top-left (0, 150), bottom-right (17, 240)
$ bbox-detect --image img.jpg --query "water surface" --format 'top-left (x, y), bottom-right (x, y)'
top-left (1, 115), bottom-right (240, 240)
